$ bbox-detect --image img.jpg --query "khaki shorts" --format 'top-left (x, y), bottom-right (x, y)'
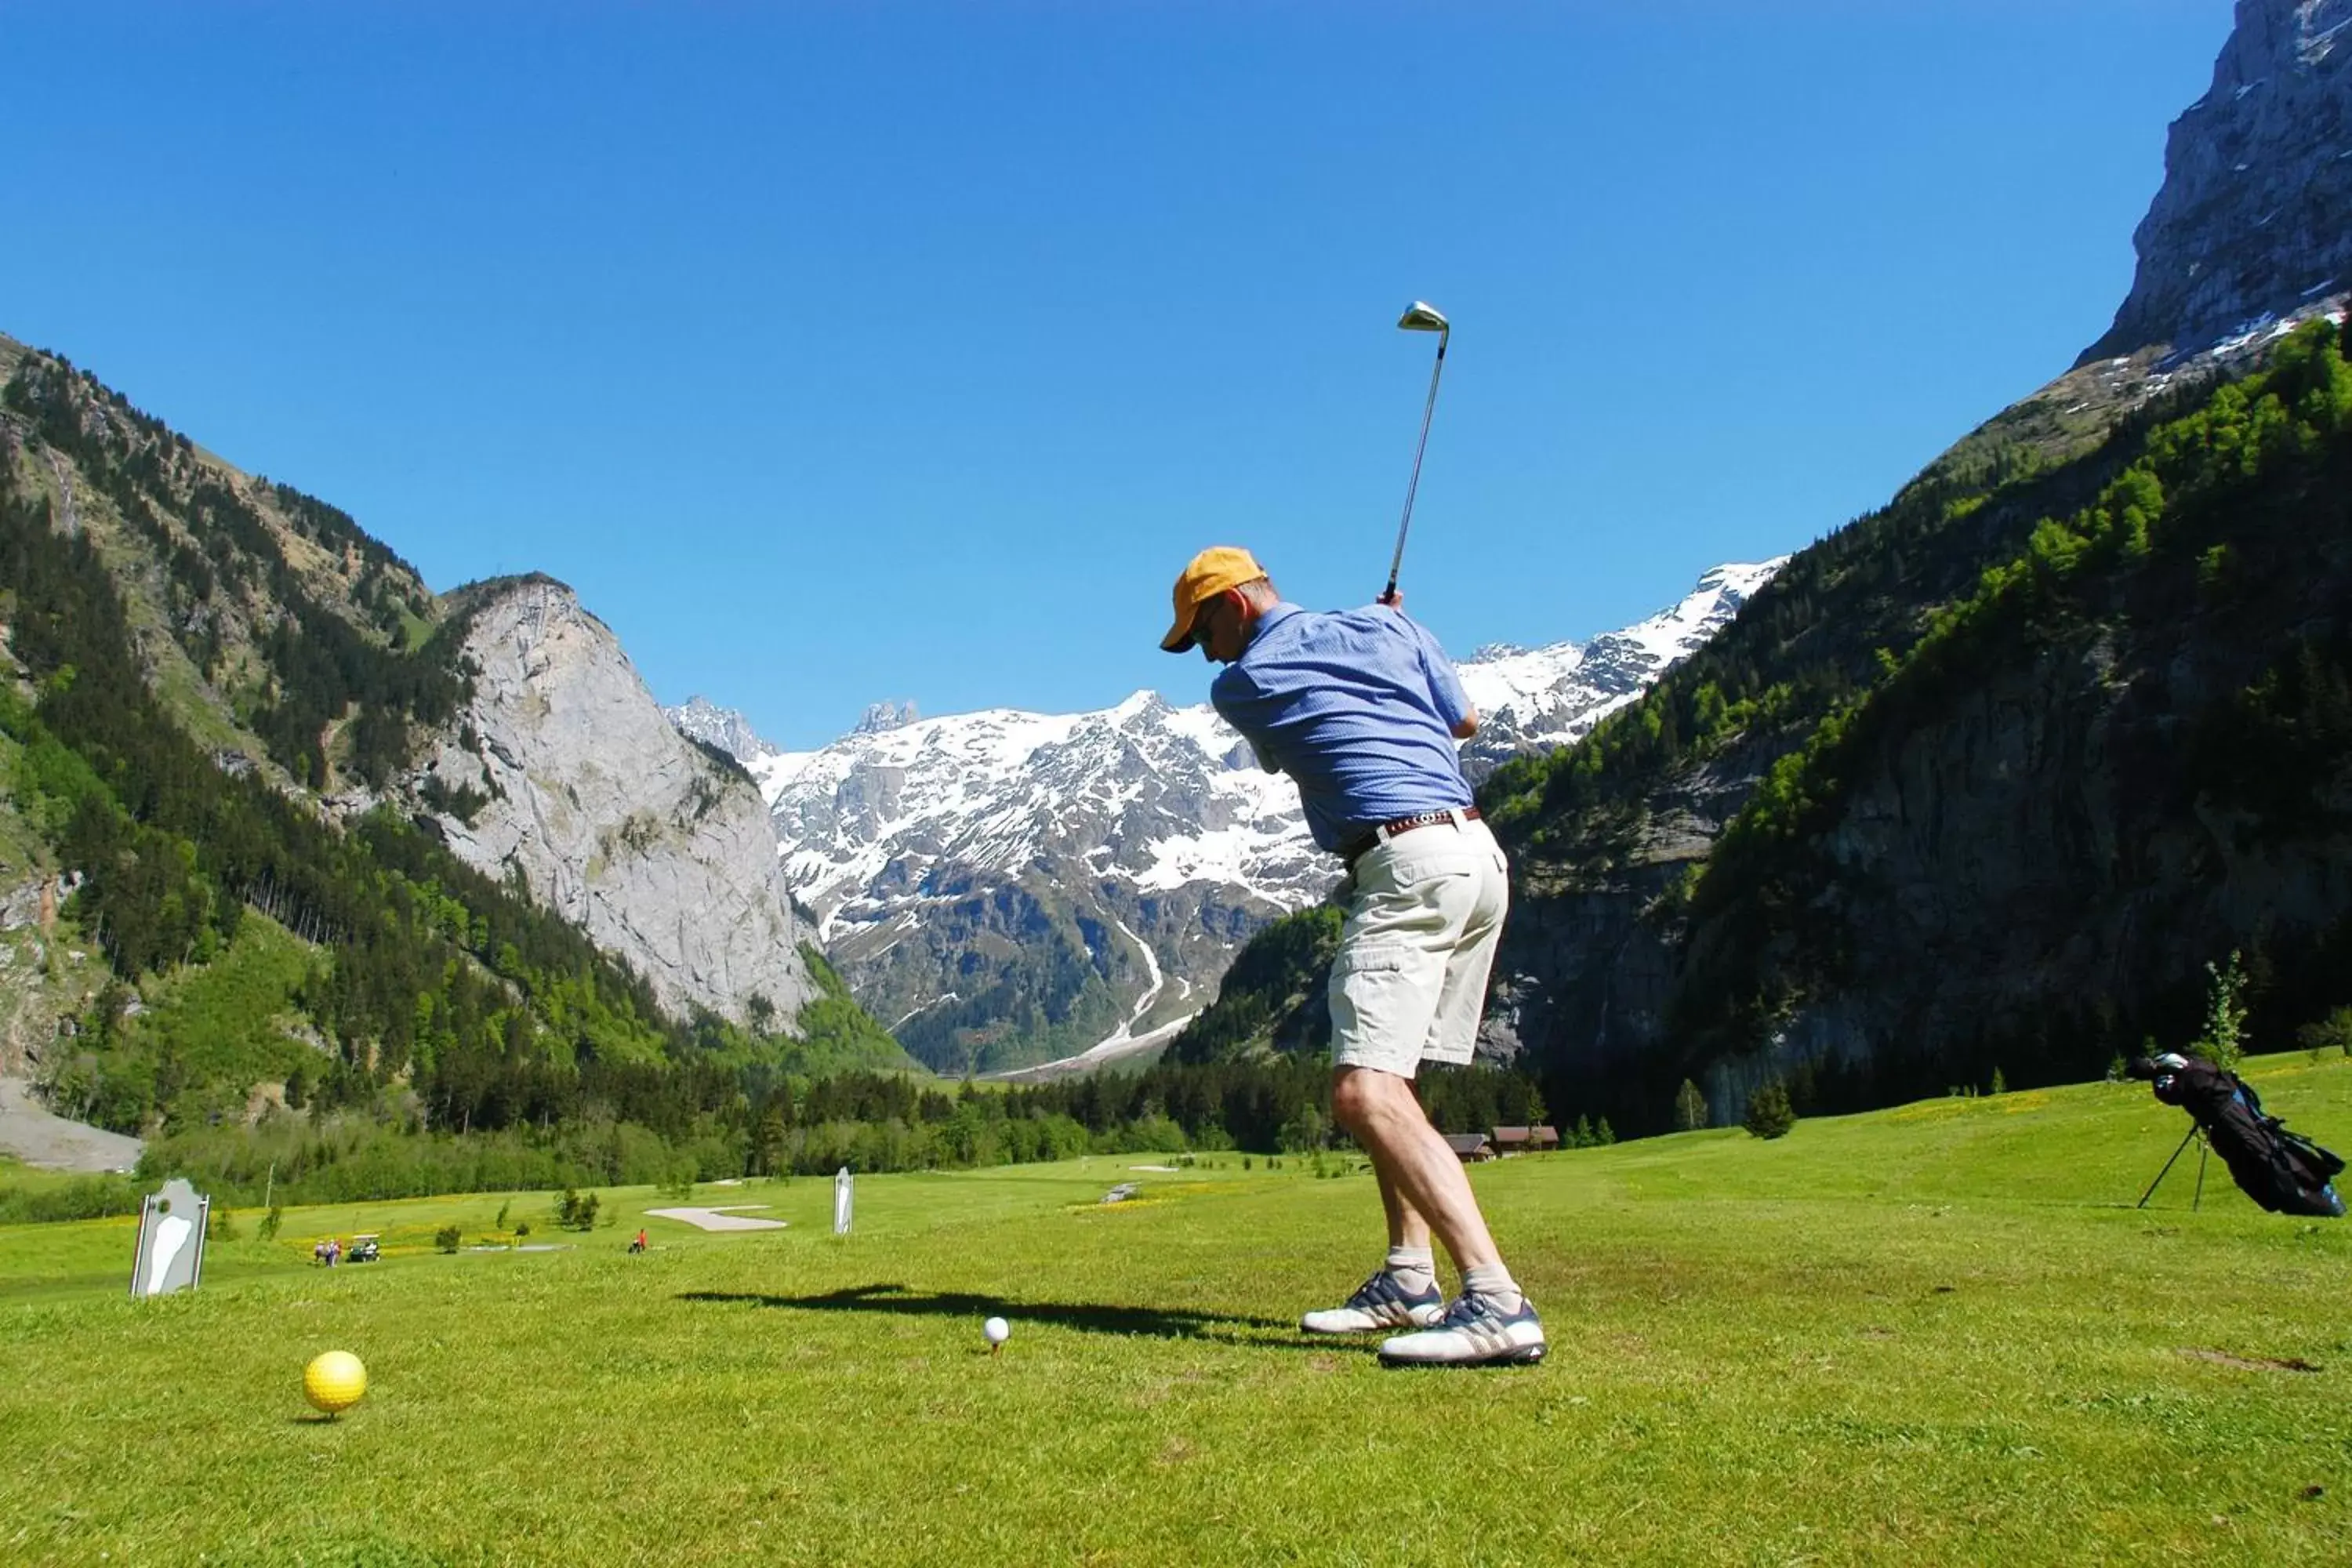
top-left (1327, 812), bottom-right (1509, 1077)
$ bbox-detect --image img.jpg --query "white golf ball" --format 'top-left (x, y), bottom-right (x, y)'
top-left (982, 1316), bottom-right (1011, 1345)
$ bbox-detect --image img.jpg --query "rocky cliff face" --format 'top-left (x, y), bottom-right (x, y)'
top-left (1478, 749), bottom-right (1762, 1084)
top-left (409, 577), bottom-right (816, 1025)
top-left (2081, 0), bottom-right (2351, 363)
top-left (1682, 465), bottom-right (2352, 1120)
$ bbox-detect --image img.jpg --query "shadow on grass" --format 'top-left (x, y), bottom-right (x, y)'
top-left (681, 1283), bottom-right (1305, 1343)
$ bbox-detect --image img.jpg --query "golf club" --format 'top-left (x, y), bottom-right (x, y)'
top-left (1383, 301), bottom-right (1450, 604)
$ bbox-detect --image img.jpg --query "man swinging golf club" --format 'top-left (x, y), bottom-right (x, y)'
top-left (1164, 308), bottom-right (1555, 1367)
top-left (1160, 546), bottom-right (1542, 1367)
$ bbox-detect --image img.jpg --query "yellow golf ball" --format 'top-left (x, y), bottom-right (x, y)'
top-left (303, 1351), bottom-right (368, 1414)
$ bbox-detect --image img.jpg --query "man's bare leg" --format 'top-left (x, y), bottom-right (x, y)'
top-left (1375, 1158), bottom-right (1433, 1254)
top-left (1334, 1065), bottom-right (1546, 1364)
top-left (1298, 1067), bottom-right (1464, 1335)
top-left (1370, 1073), bottom-right (1433, 1252)
top-left (1332, 1065), bottom-right (1499, 1273)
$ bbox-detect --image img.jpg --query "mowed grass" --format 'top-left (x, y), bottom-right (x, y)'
top-left (4, 1058), bottom-right (2349, 1566)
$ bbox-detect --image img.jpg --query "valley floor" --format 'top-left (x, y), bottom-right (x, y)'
top-left (3, 1055), bottom-right (2348, 1566)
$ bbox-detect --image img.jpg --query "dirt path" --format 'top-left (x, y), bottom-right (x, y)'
top-left (0, 1076), bottom-right (143, 1173)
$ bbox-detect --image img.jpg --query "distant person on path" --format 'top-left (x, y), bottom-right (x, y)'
top-left (630, 1229), bottom-right (648, 1254)
top-left (1160, 546), bottom-right (1543, 1367)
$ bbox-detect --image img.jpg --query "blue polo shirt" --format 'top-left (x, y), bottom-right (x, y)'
top-left (1210, 601), bottom-right (1475, 853)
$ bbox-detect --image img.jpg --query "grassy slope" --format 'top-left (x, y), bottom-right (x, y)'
top-left (2, 1054), bottom-right (2347, 1566)
top-left (0, 725), bottom-right (46, 873)
top-left (124, 914), bottom-right (317, 1093)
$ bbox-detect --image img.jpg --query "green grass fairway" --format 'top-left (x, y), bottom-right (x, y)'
top-left (5, 1058), bottom-right (2349, 1566)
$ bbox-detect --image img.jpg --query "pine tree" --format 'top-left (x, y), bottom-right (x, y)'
top-left (1673, 1078), bottom-right (1708, 1131)
top-left (1744, 1082), bottom-right (1795, 1140)
top-left (2194, 951), bottom-right (2249, 1070)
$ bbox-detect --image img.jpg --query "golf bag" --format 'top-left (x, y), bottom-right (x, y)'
top-left (2131, 1054), bottom-right (2347, 1218)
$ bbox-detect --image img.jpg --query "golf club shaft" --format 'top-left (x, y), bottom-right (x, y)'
top-left (1384, 332), bottom-right (1448, 601)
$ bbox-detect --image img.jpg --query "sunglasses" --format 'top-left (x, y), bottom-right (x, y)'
top-left (1189, 594), bottom-right (1229, 648)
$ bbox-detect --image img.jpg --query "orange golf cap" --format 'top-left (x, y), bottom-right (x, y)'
top-left (1160, 546), bottom-right (1267, 652)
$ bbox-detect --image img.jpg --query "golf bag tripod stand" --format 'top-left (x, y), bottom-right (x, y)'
top-left (2136, 1120), bottom-right (2212, 1210)
top-left (2127, 1051), bottom-right (2347, 1216)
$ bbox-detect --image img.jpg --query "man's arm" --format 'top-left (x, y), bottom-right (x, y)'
top-left (1212, 668), bottom-right (1284, 775)
top-left (1406, 618), bottom-right (1478, 743)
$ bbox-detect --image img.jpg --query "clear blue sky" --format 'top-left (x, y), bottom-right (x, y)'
top-left (3, 2), bottom-right (2230, 749)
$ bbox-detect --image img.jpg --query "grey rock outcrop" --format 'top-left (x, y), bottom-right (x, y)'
top-left (855, 700), bottom-right (918, 735)
top-left (664, 695), bottom-right (778, 765)
top-left (413, 578), bottom-right (816, 1025)
top-left (2080, 0), bottom-right (2352, 363)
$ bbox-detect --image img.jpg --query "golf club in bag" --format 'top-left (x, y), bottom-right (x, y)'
top-left (1381, 302), bottom-right (1449, 604)
top-left (2130, 1053), bottom-right (2346, 1217)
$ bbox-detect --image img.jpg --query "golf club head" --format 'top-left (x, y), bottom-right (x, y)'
top-left (1398, 301), bottom-right (1449, 334)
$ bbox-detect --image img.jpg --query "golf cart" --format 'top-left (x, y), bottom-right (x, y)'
top-left (347, 1234), bottom-right (382, 1264)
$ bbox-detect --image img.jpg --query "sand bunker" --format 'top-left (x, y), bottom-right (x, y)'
top-left (647, 1205), bottom-right (789, 1232)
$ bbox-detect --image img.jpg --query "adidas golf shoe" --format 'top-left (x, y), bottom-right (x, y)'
top-left (1376, 1290), bottom-right (1547, 1367)
top-left (1300, 1269), bottom-right (1447, 1334)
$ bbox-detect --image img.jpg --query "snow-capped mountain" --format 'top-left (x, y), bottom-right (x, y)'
top-left (682, 561), bottom-right (1782, 1075)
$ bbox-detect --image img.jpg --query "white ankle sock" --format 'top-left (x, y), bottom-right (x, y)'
top-left (1385, 1246), bottom-right (1436, 1284)
top-left (1463, 1262), bottom-right (1523, 1309)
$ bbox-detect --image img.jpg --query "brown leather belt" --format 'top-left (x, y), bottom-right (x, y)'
top-left (1341, 806), bottom-right (1481, 869)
